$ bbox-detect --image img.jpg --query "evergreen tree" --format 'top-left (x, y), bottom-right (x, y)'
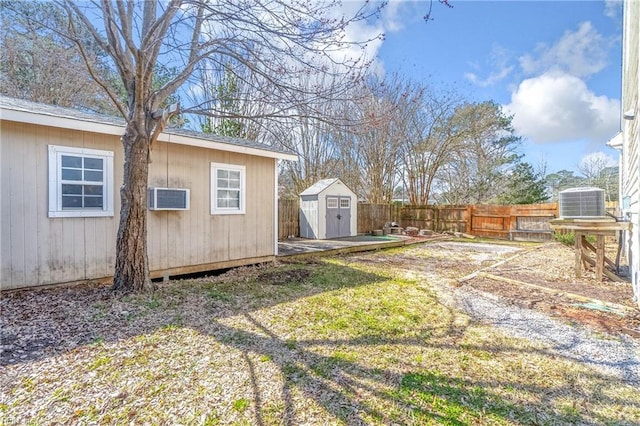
top-left (499, 162), bottom-right (549, 204)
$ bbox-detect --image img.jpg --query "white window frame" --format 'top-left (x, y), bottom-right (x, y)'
top-left (48, 145), bottom-right (114, 218)
top-left (211, 162), bottom-right (246, 215)
top-left (340, 198), bottom-right (350, 208)
top-left (327, 197), bottom-right (338, 209)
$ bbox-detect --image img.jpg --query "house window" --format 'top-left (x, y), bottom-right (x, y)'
top-left (327, 197), bottom-right (338, 208)
top-left (211, 162), bottom-right (245, 215)
top-left (48, 145), bottom-right (114, 218)
top-left (340, 198), bottom-right (350, 208)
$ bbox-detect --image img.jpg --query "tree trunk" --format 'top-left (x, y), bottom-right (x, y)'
top-left (112, 123), bottom-right (153, 293)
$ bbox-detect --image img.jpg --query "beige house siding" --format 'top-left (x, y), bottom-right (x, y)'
top-left (147, 142), bottom-right (276, 274)
top-left (1, 120), bottom-right (277, 290)
top-left (621, 0), bottom-right (640, 303)
top-left (1, 121), bottom-right (121, 289)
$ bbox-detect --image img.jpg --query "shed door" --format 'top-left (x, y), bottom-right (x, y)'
top-left (326, 196), bottom-right (351, 238)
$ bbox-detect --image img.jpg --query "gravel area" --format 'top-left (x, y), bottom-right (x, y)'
top-left (368, 242), bottom-right (640, 388)
top-left (398, 241), bottom-right (640, 389)
top-left (450, 286), bottom-right (640, 387)
top-left (349, 240), bottom-right (640, 390)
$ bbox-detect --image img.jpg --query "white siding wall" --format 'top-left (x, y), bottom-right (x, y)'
top-left (621, 0), bottom-right (640, 304)
top-left (299, 198), bottom-right (318, 238)
top-left (147, 142), bottom-right (276, 274)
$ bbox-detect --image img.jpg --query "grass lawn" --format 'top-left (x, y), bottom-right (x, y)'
top-left (2, 254), bottom-right (639, 425)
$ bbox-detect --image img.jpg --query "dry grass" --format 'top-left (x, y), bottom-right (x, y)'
top-left (1, 251), bottom-right (639, 425)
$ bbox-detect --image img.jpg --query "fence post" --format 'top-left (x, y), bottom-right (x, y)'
top-left (465, 205), bottom-right (473, 234)
top-left (508, 205), bottom-right (516, 241)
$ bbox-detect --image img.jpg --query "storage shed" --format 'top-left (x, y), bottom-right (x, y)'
top-left (299, 178), bottom-right (357, 239)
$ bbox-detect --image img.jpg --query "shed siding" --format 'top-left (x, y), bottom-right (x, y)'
top-left (317, 194), bottom-right (326, 239)
top-left (1, 121), bottom-right (276, 289)
top-left (299, 179), bottom-right (357, 239)
top-left (299, 197), bottom-right (318, 238)
top-left (318, 183), bottom-right (354, 198)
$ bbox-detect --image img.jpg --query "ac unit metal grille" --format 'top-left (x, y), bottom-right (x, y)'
top-left (148, 188), bottom-right (190, 210)
top-left (558, 187), bottom-right (605, 219)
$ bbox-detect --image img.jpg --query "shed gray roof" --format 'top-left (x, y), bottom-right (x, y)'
top-left (300, 178), bottom-right (341, 196)
top-left (0, 96), bottom-right (296, 158)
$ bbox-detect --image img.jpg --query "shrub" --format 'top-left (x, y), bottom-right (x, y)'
top-left (554, 231), bottom-right (595, 246)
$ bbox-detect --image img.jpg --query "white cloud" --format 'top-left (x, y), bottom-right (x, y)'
top-left (519, 22), bottom-right (609, 78)
top-left (380, 0), bottom-right (406, 33)
top-left (464, 64), bottom-right (513, 87)
top-left (295, 1), bottom-right (391, 75)
top-left (464, 44), bottom-right (514, 87)
top-left (504, 71), bottom-right (620, 144)
top-left (604, 0), bottom-right (623, 19)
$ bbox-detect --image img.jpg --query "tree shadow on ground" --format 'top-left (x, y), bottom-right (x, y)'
top-left (196, 312), bottom-right (638, 425)
top-left (1, 259), bottom-right (378, 365)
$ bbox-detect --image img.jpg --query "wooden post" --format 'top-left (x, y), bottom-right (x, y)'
top-left (465, 205), bottom-right (473, 234)
top-left (574, 231), bottom-right (583, 278)
top-left (596, 235), bottom-right (605, 283)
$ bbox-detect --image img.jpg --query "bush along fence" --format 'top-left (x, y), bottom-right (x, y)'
top-left (278, 200), bottom-right (618, 242)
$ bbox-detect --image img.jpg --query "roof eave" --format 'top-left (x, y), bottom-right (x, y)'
top-left (1, 106), bottom-right (298, 161)
top-left (159, 132), bottom-right (298, 161)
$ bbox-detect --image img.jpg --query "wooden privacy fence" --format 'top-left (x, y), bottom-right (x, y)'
top-left (358, 203), bottom-right (392, 234)
top-left (278, 199), bottom-right (300, 239)
top-left (392, 205), bottom-right (468, 233)
top-left (279, 200), bottom-right (618, 241)
top-left (467, 203), bottom-right (558, 240)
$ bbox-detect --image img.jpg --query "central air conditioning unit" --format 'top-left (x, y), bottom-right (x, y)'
top-left (148, 187), bottom-right (190, 210)
top-left (558, 187), bottom-right (605, 219)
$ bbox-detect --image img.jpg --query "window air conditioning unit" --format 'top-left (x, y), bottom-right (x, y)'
top-left (148, 187), bottom-right (190, 210)
top-left (558, 187), bottom-right (605, 219)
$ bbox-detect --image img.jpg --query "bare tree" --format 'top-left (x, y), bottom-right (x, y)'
top-left (577, 152), bottom-right (618, 201)
top-left (41, 0), bottom-right (382, 293)
top-left (196, 59), bottom-right (376, 200)
top-left (578, 152), bottom-right (615, 182)
top-left (268, 72), bottom-right (355, 197)
top-left (336, 75), bottom-right (414, 203)
top-left (400, 86), bottom-right (463, 205)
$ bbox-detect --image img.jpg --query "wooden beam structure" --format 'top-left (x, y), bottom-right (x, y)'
top-left (550, 219), bottom-right (631, 283)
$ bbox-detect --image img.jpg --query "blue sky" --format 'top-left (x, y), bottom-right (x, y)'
top-left (368, 0), bottom-right (624, 174)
